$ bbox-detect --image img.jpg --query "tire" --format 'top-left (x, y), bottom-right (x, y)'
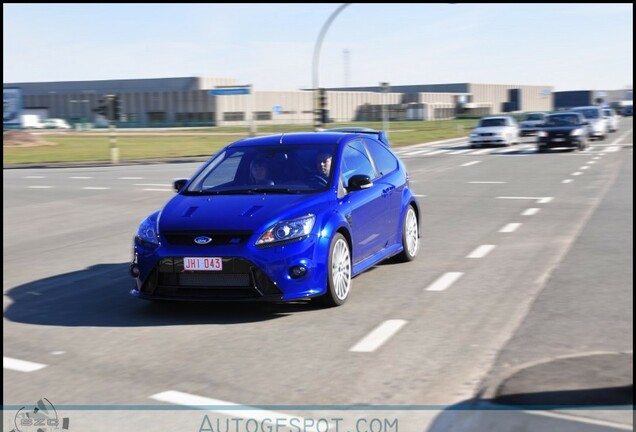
top-left (320, 233), bottom-right (351, 307)
top-left (395, 205), bottom-right (419, 262)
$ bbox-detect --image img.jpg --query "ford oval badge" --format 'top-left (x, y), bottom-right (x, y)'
top-left (194, 236), bottom-right (212, 245)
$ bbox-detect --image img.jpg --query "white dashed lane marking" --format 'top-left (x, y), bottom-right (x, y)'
top-left (425, 272), bottom-right (464, 292)
top-left (350, 320), bottom-right (408, 352)
top-left (467, 245), bottom-right (496, 259)
top-left (4, 356), bottom-right (47, 372)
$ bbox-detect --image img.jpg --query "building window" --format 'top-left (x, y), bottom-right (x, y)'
top-left (254, 111), bottom-right (272, 121)
top-left (223, 112), bottom-right (245, 121)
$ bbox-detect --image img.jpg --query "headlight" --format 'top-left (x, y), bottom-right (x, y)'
top-left (538, 131), bottom-right (547, 137)
top-left (570, 128), bottom-right (582, 136)
top-left (470, 133), bottom-right (478, 137)
top-left (136, 212), bottom-right (160, 247)
top-left (256, 214), bottom-right (315, 246)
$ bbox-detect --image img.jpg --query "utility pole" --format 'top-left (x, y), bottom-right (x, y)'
top-left (105, 94), bottom-right (119, 164)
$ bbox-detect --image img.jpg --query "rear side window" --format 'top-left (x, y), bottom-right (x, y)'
top-left (364, 138), bottom-right (398, 177)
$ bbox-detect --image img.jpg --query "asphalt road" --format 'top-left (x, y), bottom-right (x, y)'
top-left (3, 118), bottom-right (633, 432)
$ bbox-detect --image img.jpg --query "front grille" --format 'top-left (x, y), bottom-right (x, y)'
top-left (479, 132), bottom-right (495, 137)
top-left (142, 257), bottom-right (283, 300)
top-left (548, 131), bottom-right (568, 138)
top-left (163, 231), bottom-right (253, 246)
top-left (179, 273), bottom-right (251, 287)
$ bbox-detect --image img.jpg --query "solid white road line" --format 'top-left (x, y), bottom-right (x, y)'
top-left (467, 245), bottom-right (496, 258)
top-left (499, 223), bottom-right (521, 233)
top-left (425, 272), bottom-right (464, 292)
top-left (4, 356), bottom-right (47, 372)
top-left (350, 320), bottom-right (408, 352)
top-left (82, 187), bottom-right (110, 190)
top-left (150, 391), bottom-right (306, 423)
top-left (461, 161), bottom-right (481, 167)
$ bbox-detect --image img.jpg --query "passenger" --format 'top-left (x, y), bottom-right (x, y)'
top-left (249, 156), bottom-right (274, 185)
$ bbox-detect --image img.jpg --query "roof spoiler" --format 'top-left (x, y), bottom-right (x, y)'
top-left (322, 127), bottom-right (391, 147)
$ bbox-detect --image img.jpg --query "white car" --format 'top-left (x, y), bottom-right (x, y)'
top-left (602, 108), bottom-right (619, 133)
top-left (43, 118), bottom-right (71, 129)
top-left (469, 116), bottom-right (519, 147)
top-left (570, 106), bottom-right (608, 140)
top-left (519, 112), bottom-right (547, 136)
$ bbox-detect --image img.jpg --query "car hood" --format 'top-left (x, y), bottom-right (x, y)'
top-left (158, 193), bottom-right (328, 233)
top-left (542, 125), bottom-right (582, 132)
top-left (473, 126), bottom-right (509, 133)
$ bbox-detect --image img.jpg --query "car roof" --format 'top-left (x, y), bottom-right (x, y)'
top-left (480, 116), bottom-right (512, 120)
top-left (229, 132), bottom-right (353, 148)
top-left (571, 106), bottom-right (601, 110)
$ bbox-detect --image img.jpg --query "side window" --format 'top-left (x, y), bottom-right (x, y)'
top-left (364, 138), bottom-right (398, 177)
top-left (341, 140), bottom-right (375, 187)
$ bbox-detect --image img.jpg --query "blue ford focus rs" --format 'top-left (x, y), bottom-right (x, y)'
top-left (130, 129), bottom-right (420, 306)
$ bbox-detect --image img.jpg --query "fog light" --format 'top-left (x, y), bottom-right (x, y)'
top-left (130, 265), bottom-right (140, 277)
top-left (289, 265), bottom-right (307, 279)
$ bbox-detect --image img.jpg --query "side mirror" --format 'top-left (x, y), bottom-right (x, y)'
top-left (347, 175), bottom-right (373, 191)
top-left (173, 179), bottom-right (188, 192)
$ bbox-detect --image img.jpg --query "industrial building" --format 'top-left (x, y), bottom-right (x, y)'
top-left (3, 76), bottom-right (629, 128)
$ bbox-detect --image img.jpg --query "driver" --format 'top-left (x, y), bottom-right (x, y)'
top-left (316, 152), bottom-right (332, 178)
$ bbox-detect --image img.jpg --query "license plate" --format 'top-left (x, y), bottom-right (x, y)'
top-left (183, 257), bottom-right (223, 271)
top-left (552, 138), bottom-right (565, 142)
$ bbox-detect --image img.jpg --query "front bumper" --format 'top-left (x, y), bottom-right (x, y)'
top-left (537, 136), bottom-right (582, 149)
top-left (131, 234), bottom-right (330, 302)
top-left (469, 136), bottom-right (508, 145)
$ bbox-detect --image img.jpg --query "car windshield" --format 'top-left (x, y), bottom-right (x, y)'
top-left (525, 113), bottom-right (544, 121)
top-left (479, 118), bottom-right (507, 127)
top-left (572, 108), bottom-right (600, 119)
top-left (545, 114), bottom-right (581, 126)
top-left (184, 144), bottom-right (337, 194)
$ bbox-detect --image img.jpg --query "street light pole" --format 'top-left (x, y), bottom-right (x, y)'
top-left (380, 82), bottom-right (390, 135)
top-left (312, 3), bottom-right (351, 131)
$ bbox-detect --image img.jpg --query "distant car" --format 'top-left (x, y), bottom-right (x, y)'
top-left (621, 106), bottom-right (633, 116)
top-left (536, 112), bottom-right (590, 152)
top-left (519, 112), bottom-right (547, 136)
top-left (570, 106), bottom-right (608, 140)
top-left (469, 116), bottom-right (519, 147)
top-left (130, 129), bottom-right (420, 307)
top-left (602, 108), bottom-right (619, 133)
top-left (43, 118), bottom-right (71, 129)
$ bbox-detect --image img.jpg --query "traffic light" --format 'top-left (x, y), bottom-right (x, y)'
top-left (112, 96), bottom-right (120, 121)
top-left (318, 88), bottom-right (328, 125)
top-left (93, 98), bottom-right (108, 117)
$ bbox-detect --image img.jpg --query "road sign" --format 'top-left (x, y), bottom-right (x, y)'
top-left (273, 104), bottom-right (283, 114)
top-left (209, 87), bottom-right (251, 96)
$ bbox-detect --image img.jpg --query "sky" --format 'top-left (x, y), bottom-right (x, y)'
top-left (3, 3), bottom-right (633, 92)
